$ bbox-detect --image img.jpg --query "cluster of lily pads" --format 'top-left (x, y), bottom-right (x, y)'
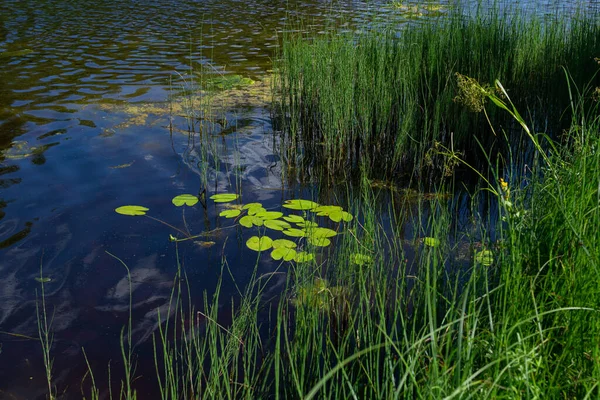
top-left (115, 193), bottom-right (369, 265)
top-left (214, 196), bottom-right (353, 263)
top-left (115, 193), bottom-right (492, 267)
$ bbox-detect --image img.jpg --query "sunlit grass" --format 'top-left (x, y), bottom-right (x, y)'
top-left (275, 5), bottom-right (600, 179)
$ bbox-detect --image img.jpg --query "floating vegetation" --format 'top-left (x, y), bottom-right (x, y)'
top-left (424, 237), bottom-right (440, 247)
top-left (172, 194), bottom-right (199, 207)
top-left (2, 141), bottom-right (56, 161)
top-left (209, 193), bottom-right (239, 203)
top-left (219, 209), bottom-right (241, 218)
top-left (474, 249), bottom-right (494, 266)
top-left (282, 199), bottom-right (320, 210)
top-left (115, 205), bottom-right (149, 216)
top-left (350, 253), bottom-right (373, 266)
top-left (271, 247), bottom-right (297, 261)
top-left (115, 192), bottom-right (353, 264)
top-left (0, 48), bottom-right (33, 58)
top-left (202, 74), bottom-right (256, 90)
top-left (293, 278), bottom-right (347, 312)
top-left (194, 240), bottom-right (216, 248)
top-left (246, 236), bottom-right (273, 252)
top-left (109, 160), bottom-right (135, 169)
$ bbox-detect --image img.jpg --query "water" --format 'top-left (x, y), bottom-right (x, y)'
top-left (0, 0), bottom-right (595, 398)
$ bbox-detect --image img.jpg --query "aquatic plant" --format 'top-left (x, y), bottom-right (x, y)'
top-left (114, 193), bottom-right (355, 264)
top-left (275, 6), bottom-right (600, 179)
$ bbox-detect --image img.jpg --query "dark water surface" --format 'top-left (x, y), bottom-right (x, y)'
top-left (0, 0), bottom-right (596, 398)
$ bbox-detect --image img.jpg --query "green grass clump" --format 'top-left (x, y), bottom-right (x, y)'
top-left (142, 82), bottom-right (600, 398)
top-left (275, 6), bottom-right (600, 179)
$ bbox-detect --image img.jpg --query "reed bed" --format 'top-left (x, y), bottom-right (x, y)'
top-left (141, 81), bottom-right (600, 398)
top-left (274, 6), bottom-right (600, 179)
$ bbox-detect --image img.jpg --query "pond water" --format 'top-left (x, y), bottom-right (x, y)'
top-left (0, 0), bottom-right (596, 398)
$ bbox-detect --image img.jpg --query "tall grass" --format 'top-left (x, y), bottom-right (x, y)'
top-left (275, 5), bottom-right (600, 179)
top-left (137, 79), bottom-right (600, 398)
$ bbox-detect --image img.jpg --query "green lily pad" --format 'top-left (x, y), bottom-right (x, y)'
top-left (296, 221), bottom-right (318, 228)
top-left (210, 193), bottom-right (239, 203)
top-left (239, 215), bottom-right (254, 228)
top-left (474, 249), bottom-right (494, 266)
top-left (255, 211), bottom-right (283, 220)
top-left (283, 215), bottom-right (305, 223)
top-left (424, 237), bottom-right (440, 247)
top-left (242, 203), bottom-right (263, 210)
top-left (271, 247), bottom-right (297, 261)
top-left (282, 228), bottom-right (306, 237)
top-left (283, 199), bottom-right (319, 210)
top-left (329, 210), bottom-right (353, 223)
top-left (246, 236), bottom-right (273, 252)
top-left (308, 237), bottom-right (331, 247)
top-left (35, 277), bottom-right (52, 283)
top-left (251, 216), bottom-right (264, 227)
top-left (172, 194), bottom-right (199, 207)
top-left (248, 206), bottom-right (266, 216)
top-left (272, 239), bottom-right (297, 249)
top-left (350, 253), bottom-right (373, 266)
top-left (219, 209), bottom-right (241, 218)
top-left (264, 219), bottom-right (291, 231)
top-left (295, 252), bottom-right (315, 263)
top-left (306, 227), bottom-right (337, 238)
top-left (115, 205), bottom-right (149, 216)
top-left (313, 205), bottom-right (343, 216)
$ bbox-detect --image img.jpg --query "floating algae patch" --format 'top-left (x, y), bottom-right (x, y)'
top-left (388, 1), bottom-right (448, 18)
top-left (94, 76), bottom-right (272, 131)
top-left (1, 141), bottom-right (57, 161)
top-left (201, 74), bottom-right (256, 90)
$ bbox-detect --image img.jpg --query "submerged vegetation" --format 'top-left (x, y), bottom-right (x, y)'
top-left (25, 2), bottom-right (600, 399)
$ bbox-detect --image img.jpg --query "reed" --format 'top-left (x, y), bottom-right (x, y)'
top-left (275, 5), bottom-right (600, 179)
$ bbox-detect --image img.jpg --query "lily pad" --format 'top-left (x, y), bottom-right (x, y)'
top-left (242, 203), bottom-right (263, 210)
top-left (115, 205), bottom-right (149, 216)
top-left (308, 237), bottom-right (331, 247)
top-left (210, 193), bottom-right (239, 203)
top-left (350, 253), bottom-right (373, 266)
top-left (295, 252), bottom-right (315, 263)
top-left (283, 199), bottom-right (319, 210)
top-left (251, 216), bottom-right (264, 227)
top-left (329, 210), bottom-right (353, 223)
top-left (219, 209), bottom-right (241, 218)
top-left (282, 228), bottom-right (306, 237)
top-left (474, 249), bottom-right (494, 266)
top-left (239, 216), bottom-right (254, 228)
top-left (313, 205), bottom-right (343, 216)
top-left (424, 237), bottom-right (440, 247)
top-left (248, 206), bottom-right (266, 216)
top-left (296, 221), bottom-right (318, 228)
top-left (283, 215), bottom-right (305, 223)
top-left (306, 227), bottom-right (337, 238)
top-left (271, 247), bottom-right (297, 261)
top-left (255, 211), bottom-right (283, 220)
top-left (246, 236), bottom-right (273, 252)
top-left (272, 239), bottom-right (297, 249)
top-left (264, 219), bottom-right (291, 231)
top-left (35, 277), bottom-right (52, 283)
top-left (172, 194), bottom-right (198, 207)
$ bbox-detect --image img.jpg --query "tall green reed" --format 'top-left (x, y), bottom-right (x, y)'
top-left (275, 5), bottom-right (600, 179)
